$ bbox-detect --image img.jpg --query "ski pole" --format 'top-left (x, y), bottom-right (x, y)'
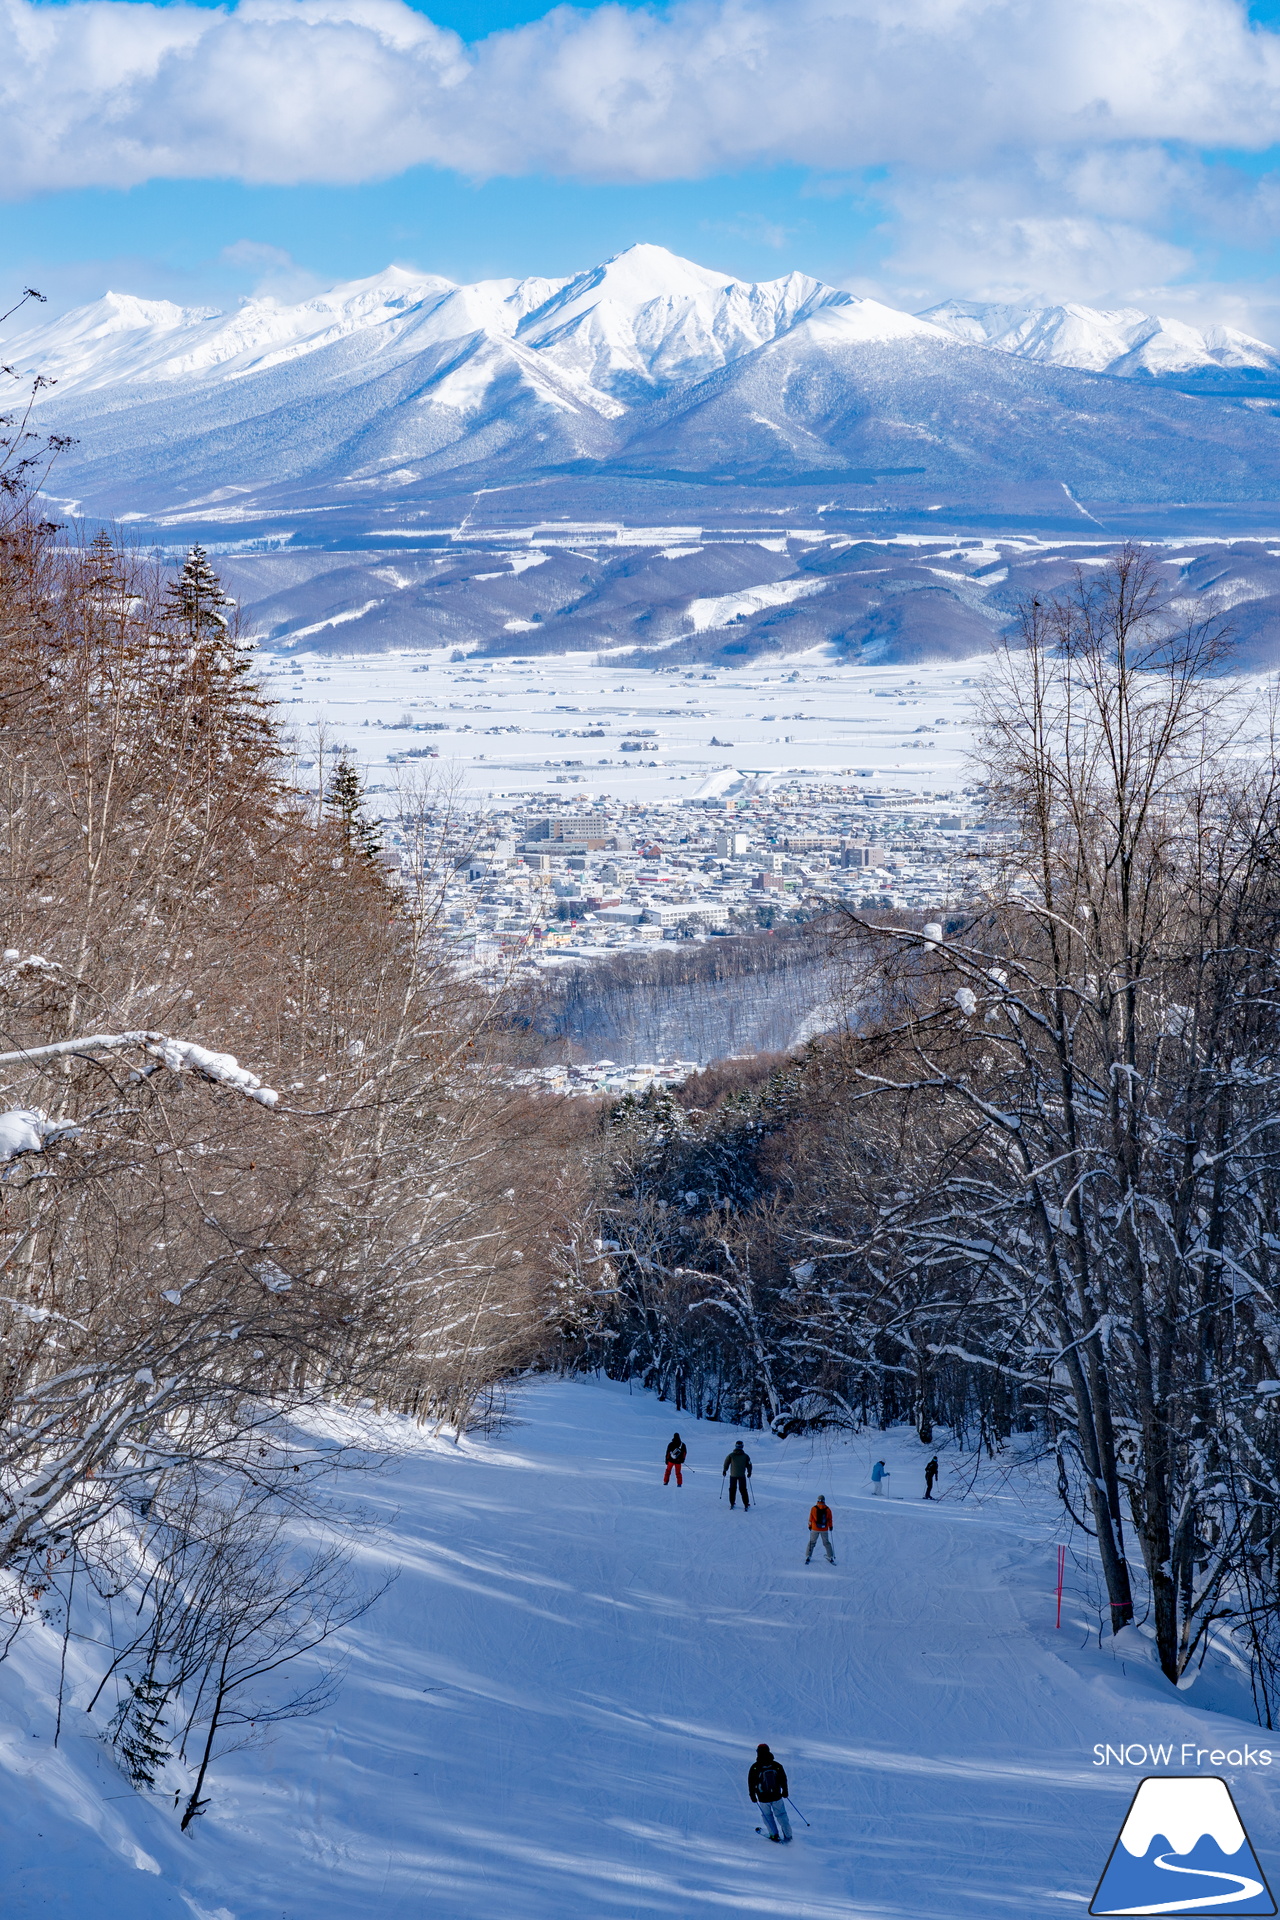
top-left (786, 1798), bottom-right (811, 1827)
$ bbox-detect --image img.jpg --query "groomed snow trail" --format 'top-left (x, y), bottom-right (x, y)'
top-left (3, 1378), bottom-right (1278, 1918)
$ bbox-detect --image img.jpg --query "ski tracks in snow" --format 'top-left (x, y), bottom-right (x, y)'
top-left (4, 1378), bottom-right (1280, 1919)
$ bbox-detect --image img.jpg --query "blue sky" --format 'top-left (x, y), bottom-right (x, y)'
top-left (5, 0), bottom-right (1280, 333)
top-left (0, 166), bottom-right (885, 317)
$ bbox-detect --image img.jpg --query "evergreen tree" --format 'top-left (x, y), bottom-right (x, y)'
top-left (326, 756), bottom-right (384, 863)
top-left (156, 542), bottom-right (274, 770)
top-left (86, 527), bottom-right (120, 588)
top-left (164, 543), bottom-right (231, 643)
top-left (109, 1673), bottom-right (171, 1788)
top-left (84, 528), bottom-right (127, 623)
top-left (163, 544), bottom-right (255, 679)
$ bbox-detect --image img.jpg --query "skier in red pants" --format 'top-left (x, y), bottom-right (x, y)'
top-left (664, 1433), bottom-right (687, 1486)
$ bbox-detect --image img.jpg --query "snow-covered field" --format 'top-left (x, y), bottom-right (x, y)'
top-left (264, 647), bottom-right (983, 808)
top-left (4, 1378), bottom-right (1277, 1919)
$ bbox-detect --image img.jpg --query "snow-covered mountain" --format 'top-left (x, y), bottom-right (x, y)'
top-left (9, 246), bottom-right (1280, 613)
top-left (2, 246), bottom-right (968, 519)
top-left (5, 245), bottom-right (940, 409)
top-left (921, 297), bottom-right (1280, 381)
top-left (14, 251), bottom-right (1276, 409)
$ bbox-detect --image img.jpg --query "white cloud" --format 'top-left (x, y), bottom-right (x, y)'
top-left (2, 0), bottom-right (1280, 195)
top-left (8, 0), bottom-right (1280, 334)
top-left (219, 239), bottom-right (327, 303)
top-left (897, 214), bottom-right (1193, 308)
top-left (817, 142), bottom-right (1280, 333)
top-left (865, 161), bottom-right (1197, 308)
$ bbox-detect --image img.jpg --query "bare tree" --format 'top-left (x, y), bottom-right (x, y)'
top-left (75, 1462), bottom-right (383, 1819)
top-left (0, 288), bottom-right (75, 532)
top-left (173, 1508), bottom-right (382, 1830)
top-left (573, 550), bottom-right (1280, 1703)
top-left (834, 547), bottom-right (1280, 1679)
top-left (0, 528), bottom-right (557, 1600)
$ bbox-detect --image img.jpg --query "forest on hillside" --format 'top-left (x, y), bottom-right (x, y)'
top-left (559, 551), bottom-right (1280, 1720)
top-left (0, 352), bottom-right (593, 1816)
top-left (518, 926), bottom-right (841, 1063)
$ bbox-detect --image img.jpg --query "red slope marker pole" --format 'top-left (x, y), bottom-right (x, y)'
top-left (1056, 1544), bottom-right (1066, 1628)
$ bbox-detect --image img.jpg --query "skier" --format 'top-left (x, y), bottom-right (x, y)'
top-left (749, 1743), bottom-right (792, 1842)
top-left (871, 1459), bottom-right (887, 1496)
top-left (722, 1440), bottom-right (752, 1508)
top-left (664, 1433), bottom-right (687, 1486)
top-left (805, 1494), bottom-right (835, 1564)
top-left (924, 1455), bottom-right (939, 1500)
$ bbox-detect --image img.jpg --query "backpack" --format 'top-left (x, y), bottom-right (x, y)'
top-left (756, 1763), bottom-right (782, 1799)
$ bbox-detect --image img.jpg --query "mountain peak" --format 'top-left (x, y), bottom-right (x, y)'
top-left (601, 241), bottom-right (734, 286)
top-left (921, 295), bottom-right (1280, 377)
top-left (287, 264), bottom-right (458, 309)
top-left (12, 249), bottom-right (1280, 426)
top-left (97, 291), bottom-right (221, 330)
top-left (529, 243), bottom-right (736, 328)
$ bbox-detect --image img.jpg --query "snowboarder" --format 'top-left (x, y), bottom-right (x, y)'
top-left (871, 1459), bottom-right (887, 1496)
top-left (924, 1455), bottom-right (939, 1499)
top-left (664, 1433), bottom-right (687, 1486)
top-left (749, 1743), bottom-right (792, 1842)
top-left (805, 1495), bottom-right (835, 1563)
top-left (722, 1441), bottom-right (752, 1508)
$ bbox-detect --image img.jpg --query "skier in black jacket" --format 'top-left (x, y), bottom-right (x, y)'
top-left (749, 1744), bottom-right (792, 1842)
top-left (664, 1433), bottom-right (687, 1486)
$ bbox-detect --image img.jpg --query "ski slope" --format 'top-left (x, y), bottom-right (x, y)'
top-left (3, 1378), bottom-right (1278, 1919)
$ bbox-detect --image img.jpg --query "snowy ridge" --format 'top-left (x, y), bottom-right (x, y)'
top-left (9, 249), bottom-right (1276, 405)
top-left (922, 297), bottom-right (1280, 378)
top-left (1, 246), bottom-right (896, 403)
top-left (12, 244), bottom-right (1280, 550)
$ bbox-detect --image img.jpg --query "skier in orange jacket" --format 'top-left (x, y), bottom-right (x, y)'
top-left (805, 1495), bottom-right (835, 1564)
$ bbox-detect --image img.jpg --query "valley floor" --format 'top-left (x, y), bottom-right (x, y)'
top-left (3, 1378), bottom-right (1277, 1918)
top-left (265, 647), bottom-right (979, 807)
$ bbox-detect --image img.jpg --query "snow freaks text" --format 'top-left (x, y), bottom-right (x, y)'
top-left (1093, 1746), bottom-right (1274, 1767)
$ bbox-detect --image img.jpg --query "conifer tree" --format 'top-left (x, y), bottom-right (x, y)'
top-left (326, 756), bottom-right (384, 863)
top-left (156, 543), bottom-right (274, 770)
top-left (110, 1674), bottom-right (171, 1788)
top-left (84, 528), bottom-right (127, 626)
top-left (164, 544), bottom-right (233, 652)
